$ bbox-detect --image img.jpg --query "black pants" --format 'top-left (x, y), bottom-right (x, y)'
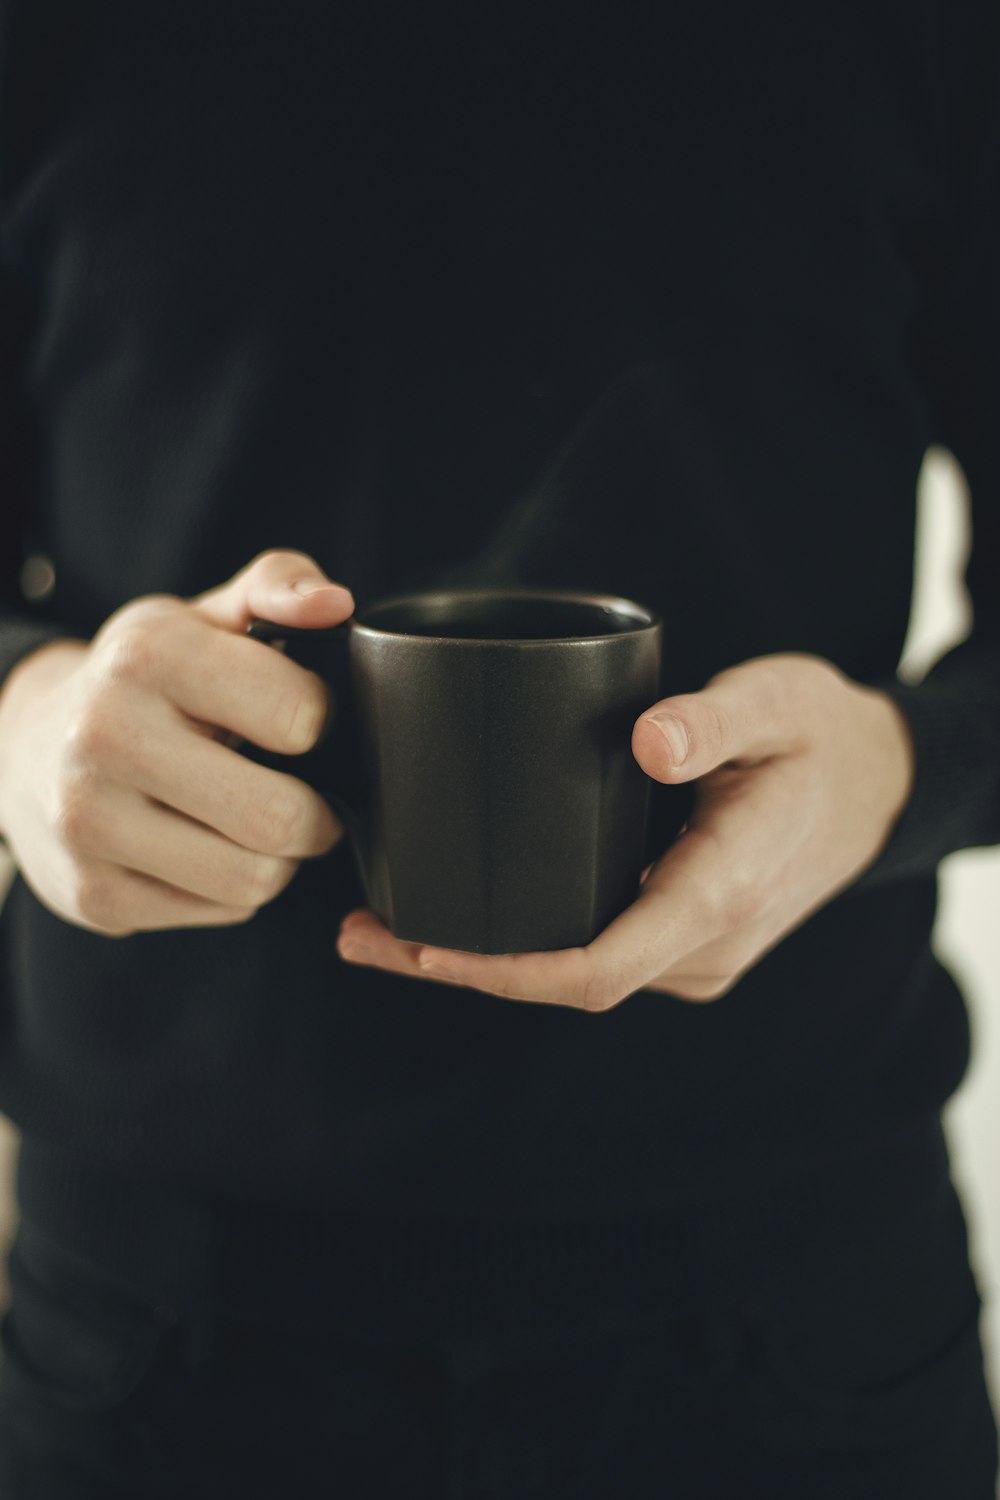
top-left (0, 1124), bottom-right (997, 1498)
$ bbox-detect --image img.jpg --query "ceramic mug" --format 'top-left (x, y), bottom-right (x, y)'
top-left (248, 586), bottom-right (661, 954)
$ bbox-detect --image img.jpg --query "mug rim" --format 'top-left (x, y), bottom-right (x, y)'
top-left (352, 585), bottom-right (662, 645)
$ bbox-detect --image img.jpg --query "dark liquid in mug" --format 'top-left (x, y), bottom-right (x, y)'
top-left (362, 596), bottom-right (652, 641)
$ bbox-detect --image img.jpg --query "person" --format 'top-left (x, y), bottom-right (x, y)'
top-left (0, 2), bottom-right (997, 1495)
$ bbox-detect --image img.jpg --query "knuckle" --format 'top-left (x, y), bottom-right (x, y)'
top-left (578, 966), bottom-right (621, 1014)
top-left (252, 783), bottom-right (305, 854)
top-left (711, 869), bottom-right (763, 933)
top-left (73, 866), bottom-right (125, 932)
top-left (274, 678), bottom-right (328, 754)
top-left (100, 617), bottom-right (165, 685)
top-left (65, 697), bottom-right (117, 766)
top-left (787, 652), bottom-right (844, 689)
top-left (741, 657), bottom-right (786, 699)
top-left (239, 853), bottom-right (293, 909)
top-left (675, 973), bottom-right (738, 1002)
top-left (250, 548), bottom-right (320, 573)
top-left (95, 596), bottom-right (186, 684)
top-left (51, 773), bottom-right (100, 851)
top-left (702, 699), bottom-right (734, 762)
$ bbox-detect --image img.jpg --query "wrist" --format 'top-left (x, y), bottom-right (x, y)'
top-left (0, 637), bottom-right (86, 720)
top-left (0, 639), bottom-right (87, 841)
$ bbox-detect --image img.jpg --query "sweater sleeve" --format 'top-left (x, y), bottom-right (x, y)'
top-left (854, 19), bottom-right (1000, 890)
top-left (0, 262), bottom-right (74, 693)
top-left (0, 7), bottom-right (79, 691)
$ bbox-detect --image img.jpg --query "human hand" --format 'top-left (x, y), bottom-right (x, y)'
top-left (0, 550), bottom-right (352, 935)
top-left (335, 653), bottom-right (915, 1010)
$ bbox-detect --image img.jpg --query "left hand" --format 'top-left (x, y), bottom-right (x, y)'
top-left (335, 653), bottom-right (915, 1012)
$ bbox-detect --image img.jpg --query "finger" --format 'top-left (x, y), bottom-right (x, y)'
top-left (336, 910), bottom-right (468, 986)
top-left (192, 549), bottom-right (355, 634)
top-left (414, 762), bottom-right (798, 1009)
top-left (132, 615), bottom-right (335, 755)
top-left (409, 843), bottom-right (717, 1009)
top-left (338, 887), bottom-right (729, 1011)
top-left (586, 757), bottom-right (819, 1002)
top-left (338, 911), bottom-right (597, 1010)
top-left (70, 785), bottom-right (299, 910)
top-left (631, 653), bottom-right (830, 786)
top-left (132, 714), bottom-right (343, 857)
top-left (639, 912), bottom-right (765, 998)
top-left (71, 862), bottom-right (257, 935)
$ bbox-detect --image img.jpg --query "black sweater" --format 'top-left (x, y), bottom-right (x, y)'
top-left (0, 3), bottom-right (998, 1231)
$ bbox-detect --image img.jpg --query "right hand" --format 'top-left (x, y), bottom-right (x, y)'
top-left (0, 550), bottom-right (353, 936)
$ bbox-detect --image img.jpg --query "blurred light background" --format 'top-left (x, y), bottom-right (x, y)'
top-left (897, 447), bottom-right (1000, 1415)
top-left (0, 446), bottom-right (996, 1417)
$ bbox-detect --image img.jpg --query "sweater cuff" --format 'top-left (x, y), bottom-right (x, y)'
top-left (852, 664), bottom-right (1000, 890)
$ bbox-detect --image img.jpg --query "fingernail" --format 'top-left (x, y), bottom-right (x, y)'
top-left (291, 577), bottom-right (351, 600)
top-left (644, 712), bottom-right (689, 766)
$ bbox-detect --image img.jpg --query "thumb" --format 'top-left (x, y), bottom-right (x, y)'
top-left (191, 549), bottom-right (355, 633)
top-left (631, 660), bottom-right (804, 784)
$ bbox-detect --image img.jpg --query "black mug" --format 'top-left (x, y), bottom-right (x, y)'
top-left (249, 586), bottom-right (661, 954)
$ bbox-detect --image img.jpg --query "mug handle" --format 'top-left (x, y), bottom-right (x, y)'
top-left (245, 619), bottom-right (374, 905)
